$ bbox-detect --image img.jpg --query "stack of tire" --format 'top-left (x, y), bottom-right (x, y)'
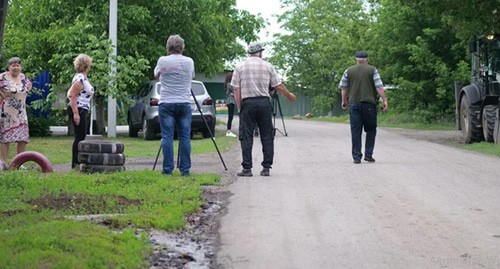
top-left (78, 136), bottom-right (125, 173)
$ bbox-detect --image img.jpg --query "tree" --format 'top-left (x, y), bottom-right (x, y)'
top-left (272, 0), bottom-right (371, 115)
top-left (2, 0), bottom-right (263, 133)
top-left (369, 0), bottom-right (497, 122)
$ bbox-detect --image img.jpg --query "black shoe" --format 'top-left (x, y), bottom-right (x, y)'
top-left (353, 159), bottom-right (361, 164)
top-left (237, 169), bottom-right (253, 177)
top-left (260, 168), bottom-right (270, 176)
top-left (364, 157), bottom-right (376, 162)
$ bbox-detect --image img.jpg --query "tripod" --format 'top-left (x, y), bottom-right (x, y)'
top-left (271, 92), bottom-right (288, 136)
top-left (153, 89), bottom-right (227, 171)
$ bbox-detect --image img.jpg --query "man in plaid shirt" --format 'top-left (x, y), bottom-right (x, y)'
top-left (231, 42), bottom-right (296, 177)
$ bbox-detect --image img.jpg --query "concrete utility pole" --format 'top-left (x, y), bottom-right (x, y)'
top-left (107, 0), bottom-right (117, 138)
top-left (0, 0), bottom-right (8, 54)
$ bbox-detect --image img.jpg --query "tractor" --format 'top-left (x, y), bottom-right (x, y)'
top-left (455, 33), bottom-right (500, 144)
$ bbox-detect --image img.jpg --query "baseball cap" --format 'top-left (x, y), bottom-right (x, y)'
top-left (247, 42), bottom-right (265, 54)
top-left (355, 51), bottom-right (368, 58)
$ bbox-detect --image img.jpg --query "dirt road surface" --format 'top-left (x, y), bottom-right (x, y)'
top-left (215, 118), bottom-right (500, 268)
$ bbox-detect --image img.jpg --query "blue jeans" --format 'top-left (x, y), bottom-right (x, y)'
top-left (159, 103), bottom-right (192, 175)
top-left (238, 97), bottom-right (274, 169)
top-left (349, 102), bottom-right (377, 161)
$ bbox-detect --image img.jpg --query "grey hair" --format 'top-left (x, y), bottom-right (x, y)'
top-left (8, 57), bottom-right (22, 66)
top-left (166, 34), bottom-right (185, 54)
top-left (73, 54), bottom-right (92, 73)
top-left (356, 58), bottom-right (368, 64)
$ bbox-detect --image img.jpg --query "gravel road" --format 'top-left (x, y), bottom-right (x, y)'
top-left (215, 118), bottom-right (500, 269)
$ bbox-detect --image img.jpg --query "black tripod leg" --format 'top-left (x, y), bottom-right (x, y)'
top-left (191, 90), bottom-right (228, 170)
top-left (153, 142), bottom-right (161, 170)
top-left (276, 97), bottom-right (288, 136)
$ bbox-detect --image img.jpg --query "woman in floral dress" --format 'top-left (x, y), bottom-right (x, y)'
top-left (0, 57), bottom-right (32, 164)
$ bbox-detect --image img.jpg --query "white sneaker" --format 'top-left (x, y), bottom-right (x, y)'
top-left (226, 131), bottom-right (237, 137)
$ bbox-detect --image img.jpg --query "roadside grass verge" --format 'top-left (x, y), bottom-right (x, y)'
top-left (304, 112), bottom-right (455, 130)
top-left (303, 112), bottom-right (500, 157)
top-left (0, 170), bottom-right (219, 268)
top-left (16, 129), bottom-right (234, 165)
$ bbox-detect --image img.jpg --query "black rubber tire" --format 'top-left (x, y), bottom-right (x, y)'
top-left (8, 151), bottom-right (53, 173)
top-left (79, 164), bottom-right (125, 173)
top-left (78, 152), bottom-right (126, 166)
top-left (460, 94), bottom-right (482, 143)
top-left (202, 127), bottom-right (215, 138)
top-left (128, 123), bottom-right (140, 137)
top-left (78, 141), bottom-right (125, 154)
top-left (143, 117), bottom-right (156, 140)
top-left (482, 105), bottom-right (496, 142)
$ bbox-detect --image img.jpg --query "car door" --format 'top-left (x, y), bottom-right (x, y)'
top-left (129, 83), bottom-right (152, 126)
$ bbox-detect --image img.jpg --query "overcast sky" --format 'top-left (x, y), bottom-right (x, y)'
top-left (235, 0), bottom-right (285, 44)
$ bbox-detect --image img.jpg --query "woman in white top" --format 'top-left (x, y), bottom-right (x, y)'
top-left (67, 54), bottom-right (94, 168)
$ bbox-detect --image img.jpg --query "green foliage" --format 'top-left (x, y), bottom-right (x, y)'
top-left (24, 129), bottom-right (236, 164)
top-left (273, 0), bottom-right (371, 109)
top-left (273, 0), bottom-right (500, 123)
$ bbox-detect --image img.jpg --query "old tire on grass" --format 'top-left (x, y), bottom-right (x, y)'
top-left (78, 152), bottom-right (126, 166)
top-left (78, 141), bottom-right (125, 154)
top-left (79, 163), bottom-right (125, 173)
top-left (8, 151), bottom-right (53, 173)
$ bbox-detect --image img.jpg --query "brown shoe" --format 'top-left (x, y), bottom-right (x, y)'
top-left (260, 168), bottom-right (270, 176)
top-left (237, 169), bottom-right (253, 177)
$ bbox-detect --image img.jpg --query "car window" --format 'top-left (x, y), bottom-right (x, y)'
top-left (191, 83), bottom-right (205, 96)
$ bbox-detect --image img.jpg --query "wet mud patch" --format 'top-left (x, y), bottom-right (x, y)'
top-left (28, 193), bottom-right (141, 214)
top-left (148, 186), bottom-right (231, 269)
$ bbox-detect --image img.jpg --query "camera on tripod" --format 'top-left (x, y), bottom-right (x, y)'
top-left (269, 86), bottom-right (288, 136)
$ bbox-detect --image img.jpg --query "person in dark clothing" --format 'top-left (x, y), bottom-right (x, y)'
top-left (224, 71), bottom-right (237, 137)
top-left (339, 51), bottom-right (388, 164)
top-left (231, 42), bottom-right (296, 177)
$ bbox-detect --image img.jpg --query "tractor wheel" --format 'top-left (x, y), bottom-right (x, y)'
top-left (481, 105), bottom-right (496, 142)
top-left (460, 94), bottom-right (482, 143)
top-left (8, 151), bottom-right (53, 173)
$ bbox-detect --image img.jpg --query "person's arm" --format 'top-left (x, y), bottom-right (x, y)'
top-left (67, 81), bottom-right (84, 125)
top-left (377, 87), bottom-right (388, 112)
top-left (274, 83), bottom-right (296, 102)
top-left (373, 69), bottom-right (387, 112)
top-left (341, 88), bottom-right (348, 110)
top-left (339, 70), bottom-right (349, 110)
top-left (234, 86), bottom-right (241, 111)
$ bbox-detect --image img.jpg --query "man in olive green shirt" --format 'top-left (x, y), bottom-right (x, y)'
top-left (339, 51), bottom-right (388, 164)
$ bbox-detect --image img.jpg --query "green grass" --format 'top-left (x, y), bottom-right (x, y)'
top-left (305, 112), bottom-right (500, 157)
top-left (461, 142), bottom-right (500, 157)
top-left (6, 129), bottom-right (234, 164)
top-left (305, 112), bottom-right (456, 130)
top-left (0, 125), bottom-right (233, 268)
top-left (0, 170), bottom-right (219, 268)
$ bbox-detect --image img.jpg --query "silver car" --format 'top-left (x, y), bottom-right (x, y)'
top-left (127, 80), bottom-right (216, 140)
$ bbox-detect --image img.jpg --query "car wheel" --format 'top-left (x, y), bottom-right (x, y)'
top-left (202, 127), bottom-right (215, 138)
top-left (128, 123), bottom-right (140, 137)
top-left (143, 117), bottom-right (156, 140)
